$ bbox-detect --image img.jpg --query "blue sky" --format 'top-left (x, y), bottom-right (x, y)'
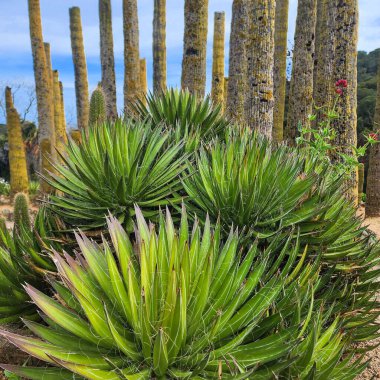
top-left (0, 0), bottom-right (379, 127)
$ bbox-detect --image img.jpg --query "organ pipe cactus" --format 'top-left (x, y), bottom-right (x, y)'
top-left (69, 7), bottom-right (90, 130)
top-left (153, 0), bottom-right (167, 93)
top-left (5, 87), bottom-right (29, 195)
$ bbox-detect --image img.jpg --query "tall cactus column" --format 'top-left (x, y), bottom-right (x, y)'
top-left (181, 0), bottom-right (209, 97)
top-left (69, 7), bottom-right (90, 131)
top-left (211, 12), bottom-right (225, 109)
top-left (332, 0), bottom-right (359, 203)
top-left (99, 0), bottom-right (117, 119)
top-left (246, 0), bottom-right (276, 139)
top-left (43, 42), bottom-right (56, 155)
top-left (5, 87), bottom-right (29, 195)
top-left (226, 0), bottom-right (249, 125)
top-left (27, 0), bottom-right (55, 192)
top-left (286, 0), bottom-right (317, 144)
top-left (53, 70), bottom-right (68, 158)
top-left (123, 0), bottom-right (141, 114)
top-left (140, 58), bottom-right (148, 104)
top-left (273, 0), bottom-right (289, 143)
top-left (153, 0), bottom-right (167, 93)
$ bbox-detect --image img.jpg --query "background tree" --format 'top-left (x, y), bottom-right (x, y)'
top-left (181, 0), bottom-right (209, 97)
top-left (5, 87), bottom-right (29, 195)
top-left (153, 0), bottom-right (166, 93)
top-left (226, 0), bottom-right (249, 125)
top-left (286, 0), bottom-right (317, 143)
top-left (273, 0), bottom-right (289, 143)
top-left (99, 0), bottom-right (117, 119)
top-left (366, 58), bottom-right (380, 216)
top-left (123, 0), bottom-right (140, 114)
top-left (69, 7), bottom-right (90, 130)
top-left (332, 0), bottom-right (359, 203)
top-left (246, 0), bottom-right (276, 139)
top-left (211, 12), bottom-right (225, 109)
top-left (27, 0), bottom-right (55, 191)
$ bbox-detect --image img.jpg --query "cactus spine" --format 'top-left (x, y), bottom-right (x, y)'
top-left (13, 193), bottom-right (31, 233)
top-left (123, 0), bottom-right (140, 114)
top-left (181, 0), bottom-right (209, 97)
top-left (246, 0), bottom-right (276, 140)
top-left (27, 0), bottom-right (55, 192)
top-left (226, 0), bottom-right (249, 125)
top-left (211, 12), bottom-right (225, 109)
top-left (5, 87), bottom-right (29, 195)
top-left (153, 0), bottom-right (167, 93)
top-left (99, 0), bottom-right (117, 119)
top-left (89, 85), bottom-right (106, 126)
top-left (286, 0), bottom-right (317, 144)
top-left (69, 7), bottom-right (90, 130)
top-left (53, 70), bottom-right (68, 158)
top-left (140, 58), bottom-right (148, 105)
top-left (273, 0), bottom-right (289, 143)
top-left (332, 0), bottom-right (359, 204)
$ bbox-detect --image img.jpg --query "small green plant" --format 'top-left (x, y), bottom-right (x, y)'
top-left (0, 179), bottom-right (10, 196)
top-left (89, 84), bottom-right (106, 126)
top-left (13, 193), bottom-right (31, 233)
top-left (0, 217), bottom-right (6, 233)
top-left (28, 181), bottom-right (40, 196)
top-left (296, 84), bottom-right (379, 178)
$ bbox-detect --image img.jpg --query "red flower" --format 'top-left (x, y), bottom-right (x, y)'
top-left (335, 79), bottom-right (348, 88)
top-left (369, 133), bottom-right (378, 141)
top-left (335, 88), bottom-right (343, 95)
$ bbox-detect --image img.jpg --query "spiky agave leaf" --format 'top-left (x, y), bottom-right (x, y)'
top-left (0, 207), bottom-right (70, 323)
top-left (0, 206), bottom-right (334, 379)
top-left (131, 88), bottom-right (229, 152)
top-left (44, 119), bottom-right (189, 231)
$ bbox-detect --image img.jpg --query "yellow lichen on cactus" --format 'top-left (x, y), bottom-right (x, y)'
top-left (211, 12), bottom-right (225, 110)
top-left (39, 138), bottom-right (53, 193)
top-left (69, 7), bottom-right (90, 130)
top-left (70, 130), bottom-right (82, 145)
top-left (140, 58), bottom-right (148, 105)
top-left (5, 87), bottom-right (29, 195)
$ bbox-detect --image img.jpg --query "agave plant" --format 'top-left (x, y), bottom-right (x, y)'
top-left (45, 119), bottom-right (188, 230)
top-left (183, 130), bottom-right (380, 345)
top-left (0, 206), bottom-right (344, 379)
top-left (0, 207), bottom-right (68, 323)
top-left (132, 89), bottom-right (229, 152)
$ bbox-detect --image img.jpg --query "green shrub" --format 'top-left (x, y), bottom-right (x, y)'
top-left (0, 178), bottom-right (10, 196)
top-left (0, 207), bottom-right (366, 379)
top-left (46, 120), bottom-right (188, 231)
top-left (13, 192), bottom-right (31, 232)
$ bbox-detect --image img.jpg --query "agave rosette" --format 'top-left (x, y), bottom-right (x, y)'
top-left (0, 206), bottom-right (352, 379)
top-left (45, 119), bottom-right (188, 231)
